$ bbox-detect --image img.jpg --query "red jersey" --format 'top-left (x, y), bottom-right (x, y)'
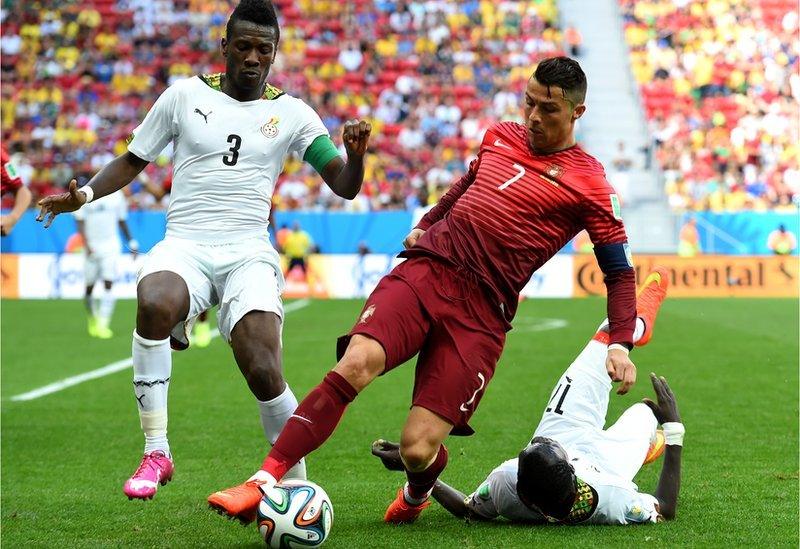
top-left (1, 148), bottom-right (23, 197)
top-left (404, 122), bottom-right (636, 344)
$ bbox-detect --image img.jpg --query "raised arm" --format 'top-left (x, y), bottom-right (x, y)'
top-left (643, 373), bottom-right (683, 520)
top-left (316, 120), bottom-right (371, 200)
top-left (0, 184), bottom-right (32, 236)
top-left (37, 152), bottom-right (148, 228)
top-left (581, 184), bottom-right (637, 394)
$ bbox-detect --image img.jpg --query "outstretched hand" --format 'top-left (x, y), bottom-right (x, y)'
top-left (36, 179), bottom-right (86, 228)
top-left (371, 439), bottom-right (404, 471)
top-left (642, 373), bottom-right (681, 424)
top-left (606, 348), bottom-right (636, 395)
top-left (342, 119), bottom-right (372, 157)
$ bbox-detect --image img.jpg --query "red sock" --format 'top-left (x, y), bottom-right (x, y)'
top-left (406, 444), bottom-right (448, 501)
top-left (261, 371), bottom-right (357, 480)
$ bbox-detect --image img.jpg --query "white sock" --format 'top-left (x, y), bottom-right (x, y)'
top-left (132, 331), bottom-right (172, 457)
top-left (258, 385), bottom-right (306, 479)
top-left (597, 318), bottom-right (646, 343)
top-left (403, 483), bottom-right (430, 505)
top-left (98, 288), bottom-right (116, 327)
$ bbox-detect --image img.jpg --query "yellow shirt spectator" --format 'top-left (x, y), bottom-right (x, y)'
top-left (283, 227), bottom-right (313, 259)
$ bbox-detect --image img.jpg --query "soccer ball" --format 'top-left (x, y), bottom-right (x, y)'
top-left (257, 480), bottom-right (333, 548)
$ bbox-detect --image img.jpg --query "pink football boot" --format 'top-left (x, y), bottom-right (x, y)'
top-left (123, 451), bottom-right (174, 500)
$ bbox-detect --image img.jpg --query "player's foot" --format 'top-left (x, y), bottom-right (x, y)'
top-left (193, 320), bottom-right (212, 348)
top-left (123, 450), bottom-right (174, 500)
top-left (208, 481), bottom-right (265, 524)
top-left (95, 320), bottom-right (113, 339)
top-left (384, 488), bottom-right (431, 524)
top-left (635, 267), bottom-right (669, 347)
top-left (644, 429), bottom-right (666, 465)
top-left (87, 316), bottom-right (99, 338)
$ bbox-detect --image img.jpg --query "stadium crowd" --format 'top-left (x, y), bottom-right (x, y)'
top-left (2, 0), bottom-right (797, 213)
top-left (1, 0), bottom-right (564, 211)
top-left (621, 0), bottom-right (799, 212)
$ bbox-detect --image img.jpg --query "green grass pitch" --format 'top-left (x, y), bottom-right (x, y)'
top-left (2, 298), bottom-right (797, 547)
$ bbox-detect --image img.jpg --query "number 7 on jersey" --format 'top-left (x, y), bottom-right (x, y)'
top-left (498, 163), bottom-right (526, 190)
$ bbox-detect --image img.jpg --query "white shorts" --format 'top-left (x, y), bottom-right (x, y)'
top-left (533, 340), bottom-right (656, 482)
top-left (85, 251), bottom-right (119, 285)
top-left (137, 235), bottom-right (284, 344)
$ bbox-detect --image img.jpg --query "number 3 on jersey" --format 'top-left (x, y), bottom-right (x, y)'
top-left (223, 134), bottom-right (242, 166)
top-left (498, 163), bottom-right (525, 190)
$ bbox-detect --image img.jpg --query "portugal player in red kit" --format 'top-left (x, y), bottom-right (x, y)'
top-left (1, 147), bottom-right (32, 236)
top-left (209, 57), bottom-right (639, 525)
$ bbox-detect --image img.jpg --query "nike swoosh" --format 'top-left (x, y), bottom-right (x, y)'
top-left (494, 138), bottom-right (512, 150)
top-left (290, 414), bottom-right (313, 425)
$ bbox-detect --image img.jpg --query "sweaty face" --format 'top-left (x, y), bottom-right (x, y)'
top-left (523, 79), bottom-right (584, 154)
top-left (223, 20), bottom-right (277, 92)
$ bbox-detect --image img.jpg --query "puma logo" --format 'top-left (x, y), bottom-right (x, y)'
top-left (135, 394), bottom-right (146, 407)
top-left (194, 108), bottom-right (211, 123)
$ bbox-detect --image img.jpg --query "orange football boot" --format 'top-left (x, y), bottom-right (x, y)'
top-left (208, 481), bottom-right (264, 524)
top-left (643, 429), bottom-right (666, 465)
top-left (635, 267), bottom-right (669, 347)
top-left (384, 488), bottom-right (431, 524)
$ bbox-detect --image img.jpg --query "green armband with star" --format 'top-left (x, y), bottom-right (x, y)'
top-left (304, 135), bottom-right (341, 174)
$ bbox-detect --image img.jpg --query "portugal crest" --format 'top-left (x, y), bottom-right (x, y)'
top-left (546, 164), bottom-right (564, 178)
top-left (261, 116), bottom-right (279, 138)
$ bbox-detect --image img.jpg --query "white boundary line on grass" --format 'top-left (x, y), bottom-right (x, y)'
top-left (10, 299), bottom-right (311, 403)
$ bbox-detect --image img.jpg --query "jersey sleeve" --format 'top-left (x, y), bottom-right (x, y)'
top-left (127, 82), bottom-right (182, 162)
top-left (288, 101), bottom-right (330, 159)
top-left (72, 208), bottom-right (85, 221)
top-left (466, 460), bottom-right (546, 523)
top-left (416, 155), bottom-right (480, 231)
top-left (605, 487), bottom-right (661, 524)
top-left (580, 177), bottom-right (628, 247)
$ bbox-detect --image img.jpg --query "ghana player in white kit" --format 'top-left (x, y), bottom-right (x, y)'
top-left (73, 189), bottom-right (138, 339)
top-left (373, 268), bottom-right (685, 525)
top-left (36, 0), bottom-right (371, 501)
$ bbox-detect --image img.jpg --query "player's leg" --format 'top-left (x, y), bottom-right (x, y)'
top-left (596, 402), bottom-right (658, 481)
top-left (84, 255), bottom-right (99, 337)
top-left (125, 238), bottom-right (213, 500)
top-left (385, 261), bottom-right (507, 524)
top-left (208, 260), bottom-right (431, 522)
top-left (383, 406), bottom-right (452, 523)
top-left (94, 253), bottom-right (118, 338)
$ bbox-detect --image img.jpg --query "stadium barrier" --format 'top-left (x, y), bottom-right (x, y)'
top-left (574, 255), bottom-right (799, 298)
top-left (1, 253), bottom-right (795, 300)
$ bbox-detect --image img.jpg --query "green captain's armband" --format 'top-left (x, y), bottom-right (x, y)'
top-left (304, 135), bottom-right (342, 174)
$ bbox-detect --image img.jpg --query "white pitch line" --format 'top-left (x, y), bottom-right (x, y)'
top-left (10, 299), bottom-right (311, 403)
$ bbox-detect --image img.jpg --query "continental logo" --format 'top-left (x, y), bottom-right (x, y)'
top-left (573, 255), bottom-right (799, 298)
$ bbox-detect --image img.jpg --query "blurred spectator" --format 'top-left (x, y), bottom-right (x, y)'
top-left (767, 224), bottom-right (797, 255)
top-left (678, 217), bottom-right (701, 257)
top-left (564, 25), bottom-right (583, 57)
top-left (621, 0), bottom-right (799, 213)
top-left (1, 0), bottom-right (566, 212)
top-left (610, 141), bottom-right (633, 204)
top-left (283, 221), bottom-right (313, 275)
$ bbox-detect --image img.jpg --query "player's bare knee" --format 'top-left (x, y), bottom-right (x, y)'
top-left (334, 337), bottom-right (384, 391)
top-left (136, 291), bottom-right (180, 337)
top-left (398, 437), bottom-right (437, 472)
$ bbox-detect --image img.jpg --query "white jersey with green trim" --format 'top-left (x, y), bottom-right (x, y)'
top-left (466, 456), bottom-right (660, 525)
top-left (127, 74), bottom-right (329, 242)
top-left (73, 189), bottom-right (127, 255)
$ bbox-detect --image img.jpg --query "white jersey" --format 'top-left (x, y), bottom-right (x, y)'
top-left (73, 190), bottom-right (127, 254)
top-left (127, 74), bottom-right (329, 242)
top-left (467, 456), bottom-right (659, 525)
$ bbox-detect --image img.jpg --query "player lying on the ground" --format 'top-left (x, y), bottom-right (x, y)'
top-left (373, 269), bottom-right (684, 524)
top-left (208, 55), bottom-right (639, 525)
top-left (35, 0), bottom-right (370, 501)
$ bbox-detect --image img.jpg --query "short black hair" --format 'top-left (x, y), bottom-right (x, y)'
top-left (226, 0), bottom-right (280, 43)
top-left (533, 56), bottom-right (587, 105)
top-left (517, 444), bottom-right (577, 520)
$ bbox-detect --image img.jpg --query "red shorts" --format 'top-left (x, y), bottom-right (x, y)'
top-left (338, 256), bottom-right (508, 435)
